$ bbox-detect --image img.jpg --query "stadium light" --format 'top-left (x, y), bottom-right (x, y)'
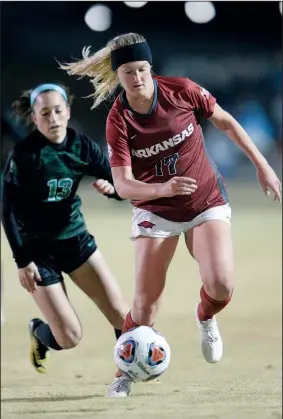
top-left (280, 2), bottom-right (282, 15)
top-left (124, 2), bottom-right (148, 8)
top-left (85, 4), bottom-right (112, 32)
top-left (184, 2), bottom-right (216, 24)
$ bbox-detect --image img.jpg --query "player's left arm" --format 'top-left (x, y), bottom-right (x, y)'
top-left (85, 136), bottom-right (123, 201)
top-left (209, 103), bottom-right (281, 202)
top-left (185, 79), bottom-right (281, 202)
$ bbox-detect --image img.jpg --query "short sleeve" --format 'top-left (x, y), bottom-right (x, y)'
top-left (183, 79), bottom-right (216, 118)
top-left (106, 111), bottom-right (132, 167)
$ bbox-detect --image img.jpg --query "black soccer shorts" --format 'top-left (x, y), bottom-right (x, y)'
top-left (33, 231), bottom-right (98, 286)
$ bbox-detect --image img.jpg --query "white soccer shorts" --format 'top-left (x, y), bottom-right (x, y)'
top-left (131, 204), bottom-right (231, 240)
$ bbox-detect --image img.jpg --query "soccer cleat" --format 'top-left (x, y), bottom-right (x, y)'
top-left (195, 305), bottom-right (223, 363)
top-left (29, 318), bottom-right (49, 374)
top-left (106, 374), bottom-right (133, 398)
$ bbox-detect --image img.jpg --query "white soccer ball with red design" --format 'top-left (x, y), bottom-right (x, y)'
top-left (114, 326), bottom-right (171, 382)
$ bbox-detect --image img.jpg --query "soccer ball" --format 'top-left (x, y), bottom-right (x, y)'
top-left (114, 326), bottom-right (171, 383)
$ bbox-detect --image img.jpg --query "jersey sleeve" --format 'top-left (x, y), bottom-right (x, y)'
top-left (2, 150), bottom-right (33, 268)
top-left (84, 136), bottom-right (123, 201)
top-left (1, 180), bottom-right (34, 268)
top-left (85, 136), bottom-right (113, 181)
top-left (106, 111), bottom-right (132, 167)
top-left (3, 149), bottom-right (22, 186)
top-left (183, 79), bottom-right (216, 118)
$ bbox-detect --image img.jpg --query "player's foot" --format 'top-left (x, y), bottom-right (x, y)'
top-left (29, 318), bottom-right (49, 374)
top-left (106, 374), bottom-right (133, 398)
top-left (195, 304), bottom-right (223, 363)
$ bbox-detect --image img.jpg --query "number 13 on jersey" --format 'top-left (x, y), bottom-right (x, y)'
top-left (155, 153), bottom-right (179, 177)
top-left (47, 178), bottom-right (73, 201)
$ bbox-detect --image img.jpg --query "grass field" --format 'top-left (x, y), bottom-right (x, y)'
top-left (1, 183), bottom-right (282, 419)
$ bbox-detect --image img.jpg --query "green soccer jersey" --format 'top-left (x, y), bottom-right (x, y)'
top-left (3, 128), bottom-right (117, 240)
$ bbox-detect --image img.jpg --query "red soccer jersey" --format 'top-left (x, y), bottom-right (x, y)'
top-left (106, 75), bottom-right (228, 222)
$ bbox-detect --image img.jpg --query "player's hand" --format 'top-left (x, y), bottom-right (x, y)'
top-left (158, 176), bottom-right (198, 198)
top-left (257, 165), bottom-right (281, 203)
top-left (92, 179), bottom-right (115, 195)
top-left (18, 262), bottom-right (41, 293)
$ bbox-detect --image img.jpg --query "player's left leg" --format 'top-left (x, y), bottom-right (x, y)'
top-left (64, 232), bottom-right (129, 339)
top-left (184, 206), bottom-right (234, 363)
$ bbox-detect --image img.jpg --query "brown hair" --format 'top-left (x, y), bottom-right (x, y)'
top-left (12, 83), bottom-right (74, 127)
top-left (59, 32), bottom-right (146, 109)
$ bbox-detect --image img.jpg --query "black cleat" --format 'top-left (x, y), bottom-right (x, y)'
top-left (29, 318), bottom-right (49, 374)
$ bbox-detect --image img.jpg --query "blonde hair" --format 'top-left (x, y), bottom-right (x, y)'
top-left (12, 84), bottom-right (73, 127)
top-left (59, 32), bottom-right (146, 109)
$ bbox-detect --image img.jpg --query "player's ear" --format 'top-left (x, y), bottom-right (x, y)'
top-left (66, 106), bottom-right (71, 121)
top-left (31, 112), bottom-right (37, 126)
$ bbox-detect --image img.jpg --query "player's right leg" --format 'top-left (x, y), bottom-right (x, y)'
top-left (30, 278), bottom-right (82, 373)
top-left (108, 209), bottom-right (180, 397)
top-left (108, 235), bottom-right (179, 397)
top-left (28, 241), bottom-right (83, 374)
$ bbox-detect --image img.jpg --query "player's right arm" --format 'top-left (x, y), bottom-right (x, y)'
top-left (106, 113), bottom-right (198, 200)
top-left (1, 150), bottom-right (41, 292)
top-left (1, 151), bottom-right (31, 267)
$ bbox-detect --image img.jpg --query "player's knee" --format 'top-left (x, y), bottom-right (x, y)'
top-left (203, 270), bottom-right (233, 300)
top-left (56, 326), bottom-right (83, 349)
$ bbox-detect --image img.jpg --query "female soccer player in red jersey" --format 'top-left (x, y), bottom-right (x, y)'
top-left (61, 32), bottom-right (281, 397)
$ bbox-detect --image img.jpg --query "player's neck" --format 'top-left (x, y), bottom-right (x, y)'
top-left (126, 80), bottom-right (155, 114)
top-left (47, 134), bottom-right (67, 144)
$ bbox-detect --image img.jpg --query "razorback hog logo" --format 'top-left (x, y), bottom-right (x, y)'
top-left (138, 221), bottom-right (156, 229)
top-left (132, 123), bottom-right (194, 158)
